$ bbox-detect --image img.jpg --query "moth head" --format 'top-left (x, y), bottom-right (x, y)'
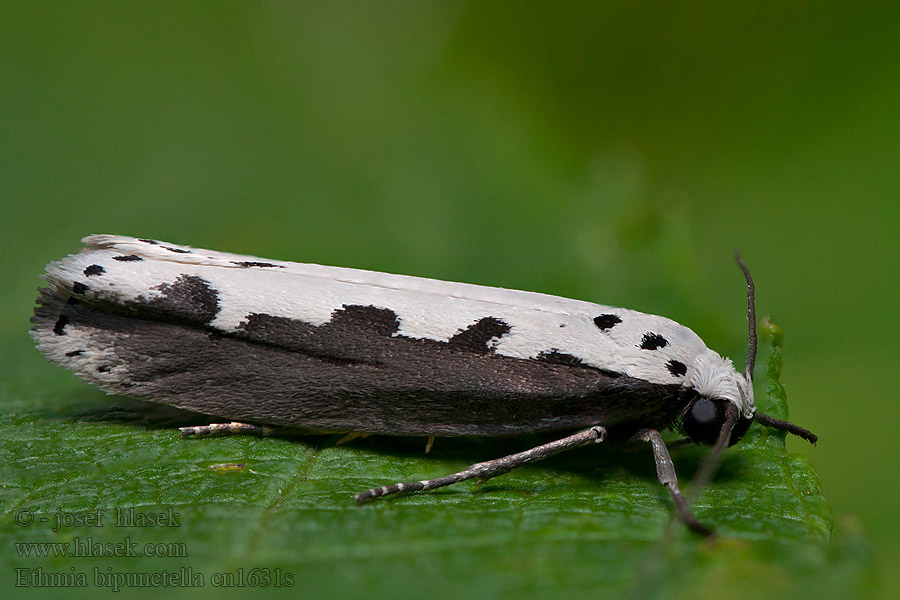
top-left (682, 349), bottom-right (756, 446)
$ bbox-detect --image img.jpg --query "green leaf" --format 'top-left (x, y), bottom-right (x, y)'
top-left (2, 324), bottom-right (870, 600)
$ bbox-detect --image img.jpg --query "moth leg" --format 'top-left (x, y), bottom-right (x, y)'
top-left (355, 426), bottom-right (606, 504)
top-left (180, 422), bottom-right (275, 438)
top-left (633, 428), bottom-right (713, 537)
top-left (336, 432), bottom-right (372, 445)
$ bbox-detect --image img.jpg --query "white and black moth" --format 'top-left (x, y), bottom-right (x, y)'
top-left (31, 235), bottom-right (816, 536)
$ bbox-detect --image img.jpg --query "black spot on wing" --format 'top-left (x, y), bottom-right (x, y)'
top-left (329, 305), bottom-right (400, 337)
top-left (163, 246), bottom-right (191, 254)
top-left (537, 351), bottom-right (625, 378)
top-left (448, 317), bottom-right (511, 354)
top-left (144, 275), bottom-right (220, 325)
top-left (593, 314), bottom-right (622, 330)
top-left (666, 359), bottom-right (687, 377)
top-left (65, 350), bottom-right (84, 357)
top-left (639, 332), bottom-right (668, 350)
top-left (231, 261), bottom-right (283, 268)
top-left (238, 313), bottom-right (319, 344)
top-left (52, 315), bottom-right (69, 335)
top-left (138, 239), bottom-right (159, 245)
top-left (537, 350), bottom-right (589, 368)
top-left (83, 264), bottom-right (105, 277)
top-left (235, 309), bottom-right (393, 365)
top-left (72, 282), bottom-right (89, 295)
top-left (113, 255), bottom-right (143, 262)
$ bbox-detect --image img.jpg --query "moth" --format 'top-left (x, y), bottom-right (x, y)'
top-left (31, 235), bottom-right (816, 535)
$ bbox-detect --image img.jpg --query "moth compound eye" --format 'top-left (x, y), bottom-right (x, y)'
top-left (683, 398), bottom-right (726, 446)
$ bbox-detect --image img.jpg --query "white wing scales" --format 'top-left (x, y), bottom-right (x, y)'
top-left (43, 235), bottom-right (713, 386)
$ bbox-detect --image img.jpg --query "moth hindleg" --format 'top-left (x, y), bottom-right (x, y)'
top-left (355, 426), bottom-right (607, 504)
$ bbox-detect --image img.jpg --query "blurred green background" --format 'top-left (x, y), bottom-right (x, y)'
top-left (1, 2), bottom-right (895, 599)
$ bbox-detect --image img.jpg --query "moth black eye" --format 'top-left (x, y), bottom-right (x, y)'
top-left (683, 398), bottom-right (726, 446)
top-left (683, 398), bottom-right (752, 447)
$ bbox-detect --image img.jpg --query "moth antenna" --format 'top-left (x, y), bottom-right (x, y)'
top-left (735, 253), bottom-right (756, 383)
top-left (756, 413), bottom-right (818, 445)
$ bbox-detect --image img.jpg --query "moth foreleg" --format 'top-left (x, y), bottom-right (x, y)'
top-left (355, 426), bottom-right (607, 504)
top-left (633, 428), bottom-right (713, 537)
